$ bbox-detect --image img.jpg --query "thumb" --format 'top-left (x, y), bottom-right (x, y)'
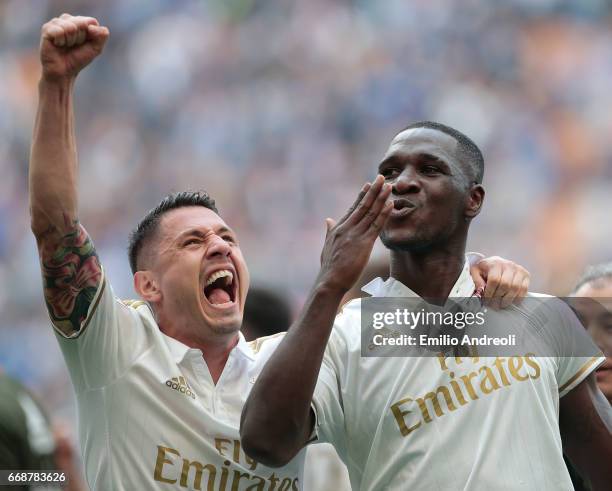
top-left (325, 218), bottom-right (336, 235)
top-left (470, 262), bottom-right (487, 292)
top-left (87, 25), bottom-right (109, 50)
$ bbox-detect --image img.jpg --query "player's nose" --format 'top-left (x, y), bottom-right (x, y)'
top-left (206, 235), bottom-right (231, 260)
top-left (393, 168), bottom-right (421, 195)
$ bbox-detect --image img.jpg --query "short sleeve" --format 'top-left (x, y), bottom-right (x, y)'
top-left (53, 270), bottom-right (151, 391)
top-left (558, 356), bottom-right (604, 397)
top-left (539, 298), bottom-right (605, 397)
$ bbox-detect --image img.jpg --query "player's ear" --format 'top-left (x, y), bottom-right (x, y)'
top-left (465, 183), bottom-right (485, 219)
top-left (134, 270), bottom-right (161, 303)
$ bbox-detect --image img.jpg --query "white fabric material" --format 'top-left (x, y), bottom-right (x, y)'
top-left (55, 273), bottom-right (304, 491)
top-left (312, 261), bottom-right (605, 491)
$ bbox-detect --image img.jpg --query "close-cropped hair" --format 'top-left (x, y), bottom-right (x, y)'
top-left (573, 262), bottom-right (612, 293)
top-left (401, 121), bottom-right (484, 184)
top-left (128, 191), bottom-right (218, 274)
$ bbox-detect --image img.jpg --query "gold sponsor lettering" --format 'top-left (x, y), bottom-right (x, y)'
top-left (231, 470), bottom-right (251, 491)
top-left (268, 473), bottom-right (280, 490)
top-left (154, 445), bottom-right (179, 484)
top-left (493, 357), bottom-right (511, 386)
top-left (180, 459), bottom-right (216, 490)
top-left (278, 478), bottom-right (293, 491)
top-left (244, 452), bottom-right (258, 471)
top-left (460, 371), bottom-right (480, 400)
top-left (468, 345), bottom-right (480, 360)
top-left (478, 365), bottom-right (501, 394)
top-left (214, 438), bottom-right (257, 471)
top-left (233, 440), bottom-right (241, 465)
top-left (416, 385), bottom-right (457, 423)
top-left (524, 353), bottom-right (541, 379)
top-left (436, 353), bottom-right (449, 371)
top-left (215, 438), bottom-right (232, 457)
top-left (391, 355), bottom-right (545, 438)
top-left (390, 397), bottom-right (422, 436)
top-left (508, 356), bottom-right (528, 381)
top-left (153, 444), bottom-right (298, 490)
top-left (245, 476), bottom-right (266, 491)
top-left (219, 460), bottom-right (230, 490)
top-left (448, 373), bottom-right (468, 406)
top-left (437, 352), bottom-right (480, 372)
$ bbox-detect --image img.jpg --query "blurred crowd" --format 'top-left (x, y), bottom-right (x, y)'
top-left (1, 0), bottom-right (612, 487)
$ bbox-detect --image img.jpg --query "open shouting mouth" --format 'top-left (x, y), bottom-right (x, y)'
top-left (203, 268), bottom-right (237, 307)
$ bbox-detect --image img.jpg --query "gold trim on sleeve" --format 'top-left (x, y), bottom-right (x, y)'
top-left (558, 356), bottom-right (600, 394)
top-left (247, 332), bottom-right (286, 354)
top-left (121, 299), bottom-right (146, 309)
top-left (52, 275), bottom-right (107, 340)
top-left (73, 276), bottom-right (107, 337)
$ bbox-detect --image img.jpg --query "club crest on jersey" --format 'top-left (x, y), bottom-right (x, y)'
top-left (165, 376), bottom-right (196, 400)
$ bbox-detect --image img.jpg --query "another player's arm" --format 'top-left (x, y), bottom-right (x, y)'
top-left (560, 374), bottom-right (612, 491)
top-left (240, 176), bottom-right (393, 467)
top-left (29, 14), bottom-right (109, 336)
top-left (467, 253), bottom-right (530, 308)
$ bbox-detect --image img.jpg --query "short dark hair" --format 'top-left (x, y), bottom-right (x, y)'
top-left (573, 262), bottom-right (612, 293)
top-left (128, 191), bottom-right (219, 274)
top-left (401, 121), bottom-right (484, 184)
top-left (242, 287), bottom-right (293, 340)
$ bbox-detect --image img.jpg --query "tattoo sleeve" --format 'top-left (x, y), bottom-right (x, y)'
top-left (39, 221), bottom-right (103, 337)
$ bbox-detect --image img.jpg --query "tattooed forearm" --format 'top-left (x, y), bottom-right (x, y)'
top-left (40, 221), bottom-right (102, 337)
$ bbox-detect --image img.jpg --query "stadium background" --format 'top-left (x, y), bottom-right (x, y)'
top-left (1, 0), bottom-right (612, 488)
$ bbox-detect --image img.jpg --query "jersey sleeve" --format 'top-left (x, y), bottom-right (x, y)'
top-left (541, 298), bottom-right (605, 397)
top-left (53, 268), bottom-right (151, 392)
top-left (557, 356), bottom-right (604, 397)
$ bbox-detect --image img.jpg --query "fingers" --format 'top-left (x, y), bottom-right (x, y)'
top-left (481, 258), bottom-right (530, 309)
top-left (43, 22), bottom-right (68, 47)
top-left (468, 255), bottom-right (487, 293)
top-left (516, 276), bottom-right (529, 304)
top-left (344, 175), bottom-right (392, 234)
top-left (360, 182), bottom-right (392, 232)
top-left (332, 174), bottom-right (391, 243)
top-left (346, 175), bottom-right (386, 225)
top-left (500, 269), bottom-right (523, 309)
top-left (370, 200), bottom-right (393, 233)
top-left (482, 263), bottom-right (499, 298)
top-left (489, 266), bottom-right (513, 310)
top-left (43, 14), bottom-right (102, 48)
top-left (482, 262), bottom-right (502, 309)
top-left (87, 24), bottom-right (110, 51)
top-left (337, 183), bottom-right (371, 225)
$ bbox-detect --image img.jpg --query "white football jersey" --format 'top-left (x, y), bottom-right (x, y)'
top-left (312, 261), bottom-right (604, 491)
top-left (54, 272), bottom-right (304, 491)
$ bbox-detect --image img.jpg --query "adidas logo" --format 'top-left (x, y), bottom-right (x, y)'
top-left (165, 376), bottom-right (196, 400)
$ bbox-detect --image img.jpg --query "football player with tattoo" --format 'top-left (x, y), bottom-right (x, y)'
top-left (29, 14), bottom-right (531, 490)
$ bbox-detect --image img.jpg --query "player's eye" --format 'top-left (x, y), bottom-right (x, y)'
top-left (421, 165), bottom-right (440, 175)
top-left (381, 168), bottom-right (400, 180)
top-left (183, 238), bottom-right (201, 246)
top-left (222, 235), bottom-right (236, 244)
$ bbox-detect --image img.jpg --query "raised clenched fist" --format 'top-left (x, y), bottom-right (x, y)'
top-left (40, 14), bottom-right (109, 81)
